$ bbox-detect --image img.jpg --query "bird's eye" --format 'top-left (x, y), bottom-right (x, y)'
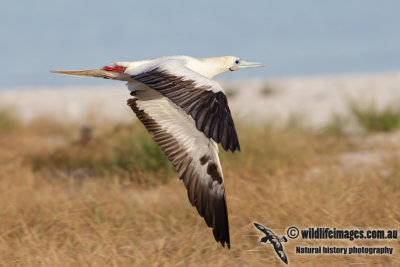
top-left (235, 59), bottom-right (240, 64)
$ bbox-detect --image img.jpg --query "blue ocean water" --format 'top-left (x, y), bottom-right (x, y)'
top-left (0, 0), bottom-right (399, 88)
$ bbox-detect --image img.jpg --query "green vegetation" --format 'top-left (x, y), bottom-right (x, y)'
top-left (30, 114), bottom-right (353, 184)
top-left (0, 109), bottom-right (399, 266)
top-left (0, 108), bottom-right (20, 134)
top-left (323, 114), bottom-right (349, 136)
top-left (350, 101), bottom-right (400, 132)
top-left (30, 123), bottom-right (174, 184)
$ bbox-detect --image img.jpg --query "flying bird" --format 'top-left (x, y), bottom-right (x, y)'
top-left (253, 222), bottom-right (288, 264)
top-left (51, 56), bottom-right (265, 248)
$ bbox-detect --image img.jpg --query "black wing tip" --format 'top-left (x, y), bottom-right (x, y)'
top-left (223, 142), bottom-right (240, 153)
top-left (220, 131), bottom-right (240, 152)
top-left (212, 221), bottom-right (230, 249)
top-left (220, 241), bottom-right (231, 249)
top-left (210, 192), bottom-right (230, 249)
top-left (217, 238), bottom-right (230, 249)
top-left (228, 144), bottom-right (240, 152)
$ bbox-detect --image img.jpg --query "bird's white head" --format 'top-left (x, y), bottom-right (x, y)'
top-left (198, 56), bottom-right (265, 78)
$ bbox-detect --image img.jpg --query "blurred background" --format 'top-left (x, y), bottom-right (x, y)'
top-left (0, 1), bottom-right (399, 266)
top-left (1, 0), bottom-right (400, 87)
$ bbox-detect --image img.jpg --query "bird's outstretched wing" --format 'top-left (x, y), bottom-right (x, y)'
top-left (127, 59), bottom-right (240, 152)
top-left (128, 88), bottom-right (230, 248)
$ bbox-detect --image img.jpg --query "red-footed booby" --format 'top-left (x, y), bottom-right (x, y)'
top-left (51, 56), bottom-right (265, 248)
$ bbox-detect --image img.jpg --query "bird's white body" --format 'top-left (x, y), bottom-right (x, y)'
top-left (118, 55), bottom-right (236, 78)
top-left (51, 55), bottom-right (265, 248)
top-left (119, 56), bottom-right (232, 94)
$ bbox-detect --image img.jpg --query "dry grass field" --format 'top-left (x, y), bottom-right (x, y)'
top-left (0, 105), bottom-right (399, 266)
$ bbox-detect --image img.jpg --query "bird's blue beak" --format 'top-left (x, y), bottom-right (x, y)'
top-left (230, 60), bottom-right (266, 71)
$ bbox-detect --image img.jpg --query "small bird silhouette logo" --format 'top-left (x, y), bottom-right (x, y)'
top-left (253, 222), bottom-right (289, 264)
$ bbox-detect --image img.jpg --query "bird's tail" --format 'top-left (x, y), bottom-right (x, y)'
top-left (50, 65), bottom-right (133, 81)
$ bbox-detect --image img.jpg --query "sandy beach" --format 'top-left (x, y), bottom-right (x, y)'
top-left (1, 71), bottom-right (399, 128)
